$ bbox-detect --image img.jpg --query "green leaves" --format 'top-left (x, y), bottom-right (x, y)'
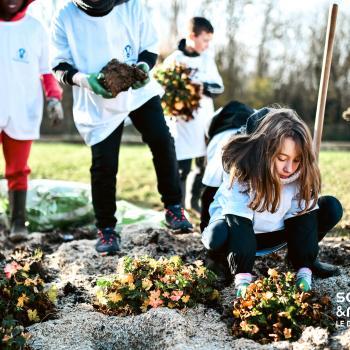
top-left (0, 249), bottom-right (56, 350)
top-left (232, 268), bottom-right (334, 343)
top-left (154, 63), bottom-right (202, 121)
top-left (94, 255), bottom-right (219, 316)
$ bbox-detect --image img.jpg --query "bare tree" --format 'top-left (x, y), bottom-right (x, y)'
top-left (256, 0), bottom-right (273, 78)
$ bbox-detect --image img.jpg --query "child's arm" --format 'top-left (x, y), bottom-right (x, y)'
top-left (41, 74), bottom-right (64, 126)
top-left (137, 50), bottom-right (157, 70)
top-left (38, 22), bottom-right (63, 126)
top-left (50, 11), bottom-right (111, 98)
top-left (203, 56), bottom-right (224, 98)
top-left (41, 74), bottom-right (62, 100)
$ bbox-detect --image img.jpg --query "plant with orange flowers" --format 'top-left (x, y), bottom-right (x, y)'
top-left (94, 255), bottom-right (218, 316)
top-left (232, 268), bottom-right (334, 344)
top-left (154, 63), bottom-right (202, 121)
top-left (0, 249), bottom-right (57, 350)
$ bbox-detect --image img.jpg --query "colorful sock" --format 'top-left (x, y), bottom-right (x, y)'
top-left (234, 273), bottom-right (254, 297)
top-left (296, 267), bottom-right (312, 291)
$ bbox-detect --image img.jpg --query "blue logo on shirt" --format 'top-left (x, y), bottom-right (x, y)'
top-left (19, 48), bottom-right (26, 59)
top-left (124, 45), bottom-right (133, 59)
top-left (13, 48), bottom-right (29, 63)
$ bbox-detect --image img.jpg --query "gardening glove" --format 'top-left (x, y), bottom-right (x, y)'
top-left (132, 62), bottom-right (150, 89)
top-left (72, 72), bottom-right (113, 99)
top-left (47, 98), bottom-right (64, 127)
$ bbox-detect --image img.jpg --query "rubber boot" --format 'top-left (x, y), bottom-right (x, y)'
top-left (8, 190), bottom-right (28, 242)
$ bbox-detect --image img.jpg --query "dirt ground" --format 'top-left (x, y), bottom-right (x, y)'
top-left (1, 223), bottom-right (350, 350)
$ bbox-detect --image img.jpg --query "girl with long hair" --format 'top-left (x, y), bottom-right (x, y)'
top-left (201, 107), bottom-right (343, 297)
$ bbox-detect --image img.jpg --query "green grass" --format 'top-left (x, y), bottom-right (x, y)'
top-left (0, 143), bottom-right (348, 228)
top-left (27, 142), bottom-right (160, 209)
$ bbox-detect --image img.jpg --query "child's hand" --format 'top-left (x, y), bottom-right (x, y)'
top-left (72, 72), bottom-right (113, 98)
top-left (47, 98), bottom-right (64, 127)
top-left (132, 62), bottom-right (150, 89)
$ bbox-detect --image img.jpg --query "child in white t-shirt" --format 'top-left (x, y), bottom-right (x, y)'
top-left (50, 0), bottom-right (193, 255)
top-left (163, 17), bottom-right (224, 213)
top-left (0, 0), bottom-right (63, 242)
top-left (202, 107), bottom-right (343, 297)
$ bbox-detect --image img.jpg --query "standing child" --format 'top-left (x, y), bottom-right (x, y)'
top-left (163, 17), bottom-right (224, 213)
top-left (0, 0), bottom-right (63, 242)
top-left (201, 108), bottom-right (343, 297)
top-left (50, 0), bottom-right (192, 255)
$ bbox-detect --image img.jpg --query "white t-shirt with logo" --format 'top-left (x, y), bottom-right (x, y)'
top-left (0, 15), bottom-right (50, 140)
top-left (209, 173), bottom-right (317, 233)
top-left (163, 50), bottom-right (224, 160)
top-left (50, 0), bottom-right (163, 146)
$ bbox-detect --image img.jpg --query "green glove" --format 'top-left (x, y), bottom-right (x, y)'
top-left (73, 72), bottom-right (113, 99)
top-left (87, 73), bottom-right (113, 98)
top-left (132, 62), bottom-right (150, 89)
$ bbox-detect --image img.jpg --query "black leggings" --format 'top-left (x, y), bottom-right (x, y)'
top-left (201, 196), bottom-right (343, 274)
top-left (90, 96), bottom-right (182, 229)
top-left (178, 157), bottom-right (206, 204)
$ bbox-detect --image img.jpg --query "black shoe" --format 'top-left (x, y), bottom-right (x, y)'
top-left (95, 228), bottom-right (121, 256)
top-left (311, 259), bottom-right (340, 278)
top-left (9, 219), bottom-right (28, 242)
top-left (205, 251), bottom-right (232, 286)
top-left (165, 204), bottom-right (193, 232)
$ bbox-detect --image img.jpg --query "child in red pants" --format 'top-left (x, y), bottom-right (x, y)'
top-left (0, 0), bottom-right (63, 241)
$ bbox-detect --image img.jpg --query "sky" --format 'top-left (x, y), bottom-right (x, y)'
top-left (29, 0), bottom-right (349, 59)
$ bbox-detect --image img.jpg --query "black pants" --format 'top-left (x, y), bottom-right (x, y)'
top-left (201, 196), bottom-right (343, 274)
top-left (90, 96), bottom-right (182, 229)
top-left (178, 157), bottom-right (205, 207)
top-left (200, 185), bottom-right (218, 232)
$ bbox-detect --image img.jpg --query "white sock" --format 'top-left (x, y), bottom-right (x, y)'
top-left (234, 273), bottom-right (254, 288)
top-left (296, 267), bottom-right (312, 287)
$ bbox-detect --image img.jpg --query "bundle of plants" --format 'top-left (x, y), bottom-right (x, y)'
top-left (232, 268), bottom-right (334, 344)
top-left (154, 63), bottom-right (202, 121)
top-left (0, 249), bottom-right (57, 350)
top-left (99, 59), bottom-right (148, 97)
top-left (94, 255), bottom-right (219, 316)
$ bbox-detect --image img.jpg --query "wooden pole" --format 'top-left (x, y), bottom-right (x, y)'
top-left (313, 3), bottom-right (338, 161)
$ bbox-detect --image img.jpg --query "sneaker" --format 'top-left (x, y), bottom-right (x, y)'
top-left (165, 204), bottom-right (193, 232)
top-left (296, 277), bottom-right (311, 292)
top-left (95, 227), bottom-right (121, 256)
top-left (236, 283), bottom-right (250, 298)
top-left (311, 259), bottom-right (340, 278)
top-left (205, 251), bottom-right (232, 286)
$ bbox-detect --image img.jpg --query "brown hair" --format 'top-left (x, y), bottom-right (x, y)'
top-left (222, 108), bottom-right (321, 213)
top-left (188, 17), bottom-right (214, 36)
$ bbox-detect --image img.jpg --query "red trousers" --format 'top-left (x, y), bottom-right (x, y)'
top-left (0, 132), bottom-right (32, 190)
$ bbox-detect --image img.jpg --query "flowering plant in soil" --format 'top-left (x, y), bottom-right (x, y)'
top-left (154, 63), bottom-right (202, 121)
top-left (0, 249), bottom-right (57, 350)
top-left (94, 255), bottom-right (219, 315)
top-left (232, 268), bottom-right (334, 344)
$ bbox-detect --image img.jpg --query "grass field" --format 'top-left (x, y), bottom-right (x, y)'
top-left (1, 142), bottom-right (349, 230)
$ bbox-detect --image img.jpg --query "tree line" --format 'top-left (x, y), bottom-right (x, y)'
top-left (41, 0), bottom-right (350, 141)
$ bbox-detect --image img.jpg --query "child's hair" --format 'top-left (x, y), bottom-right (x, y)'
top-left (188, 17), bottom-right (214, 36)
top-left (222, 108), bottom-right (321, 214)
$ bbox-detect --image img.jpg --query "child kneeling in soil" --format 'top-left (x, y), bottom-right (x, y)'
top-left (201, 107), bottom-right (343, 297)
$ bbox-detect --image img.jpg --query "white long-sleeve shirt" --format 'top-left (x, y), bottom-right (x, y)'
top-left (0, 15), bottom-right (51, 140)
top-left (209, 172), bottom-right (317, 233)
top-left (50, 0), bottom-right (163, 146)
